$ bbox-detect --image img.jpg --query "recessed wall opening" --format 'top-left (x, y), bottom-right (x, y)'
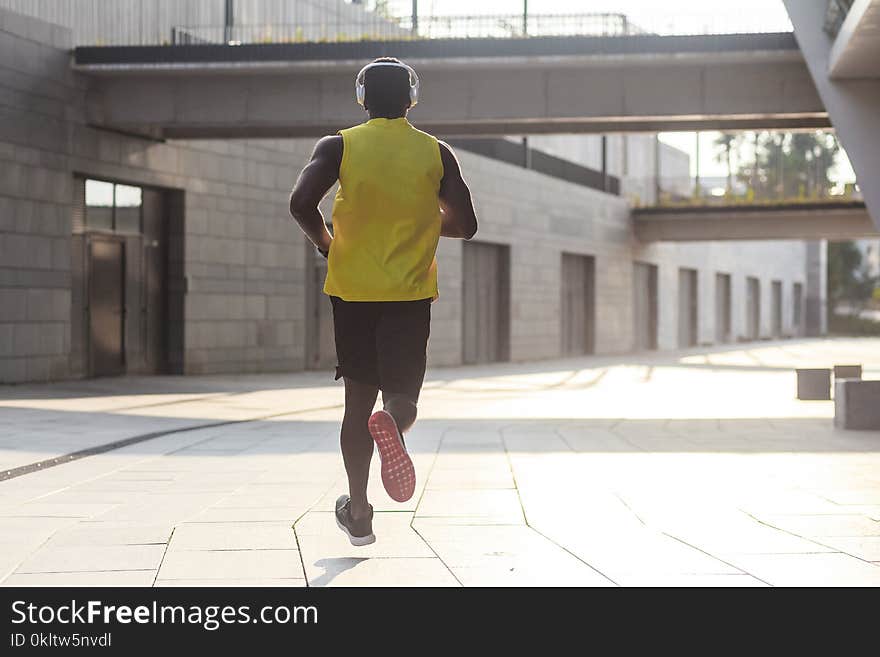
top-left (71, 176), bottom-right (184, 377)
top-left (715, 272), bottom-right (732, 344)
top-left (560, 253), bottom-right (596, 356)
top-left (633, 262), bottom-right (659, 351)
top-left (745, 276), bottom-right (761, 341)
top-left (771, 280), bottom-right (783, 338)
top-left (793, 282), bottom-right (804, 337)
top-left (678, 267), bottom-right (698, 348)
top-left (462, 241), bottom-right (510, 365)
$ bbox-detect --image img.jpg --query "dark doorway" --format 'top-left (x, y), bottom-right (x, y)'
top-left (771, 280), bottom-right (783, 337)
top-left (793, 282), bottom-right (804, 336)
top-left (746, 276), bottom-right (761, 340)
top-left (462, 241), bottom-right (510, 364)
top-left (561, 253), bottom-right (596, 356)
top-left (677, 267), bottom-right (698, 348)
top-left (633, 262), bottom-right (658, 351)
top-left (72, 176), bottom-right (182, 378)
top-left (88, 237), bottom-right (125, 377)
top-left (715, 273), bottom-right (732, 344)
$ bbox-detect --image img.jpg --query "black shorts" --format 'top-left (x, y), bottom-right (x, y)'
top-left (330, 296), bottom-right (431, 401)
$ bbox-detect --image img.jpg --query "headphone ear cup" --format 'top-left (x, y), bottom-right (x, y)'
top-left (356, 82), bottom-right (365, 106)
top-left (410, 85), bottom-right (418, 107)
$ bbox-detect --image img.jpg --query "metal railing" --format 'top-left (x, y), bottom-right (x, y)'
top-left (0, 1), bottom-right (794, 47)
top-left (449, 138), bottom-right (620, 196)
top-left (629, 130), bottom-right (860, 209)
top-left (170, 13), bottom-right (640, 45)
top-left (629, 176), bottom-right (862, 209)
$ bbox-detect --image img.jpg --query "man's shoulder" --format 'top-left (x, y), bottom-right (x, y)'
top-left (317, 134), bottom-right (344, 147)
top-left (315, 134), bottom-right (343, 159)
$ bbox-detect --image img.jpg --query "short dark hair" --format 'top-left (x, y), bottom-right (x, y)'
top-left (363, 57), bottom-right (412, 115)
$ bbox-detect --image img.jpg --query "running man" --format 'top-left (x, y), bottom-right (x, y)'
top-left (289, 57), bottom-right (478, 545)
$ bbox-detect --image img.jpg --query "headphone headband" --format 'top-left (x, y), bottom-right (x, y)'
top-left (355, 61), bottom-right (419, 108)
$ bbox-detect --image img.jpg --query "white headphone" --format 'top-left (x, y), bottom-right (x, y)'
top-left (355, 61), bottom-right (419, 108)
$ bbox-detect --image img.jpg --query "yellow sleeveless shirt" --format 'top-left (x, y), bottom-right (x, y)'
top-left (325, 118), bottom-right (442, 302)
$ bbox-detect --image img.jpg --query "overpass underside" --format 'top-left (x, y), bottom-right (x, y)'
top-left (76, 33), bottom-right (829, 139)
top-left (634, 203), bottom-right (877, 242)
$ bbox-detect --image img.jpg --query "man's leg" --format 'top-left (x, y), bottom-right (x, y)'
top-left (382, 393), bottom-right (417, 435)
top-left (366, 299), bottom-right (431, 502)
top-left (341, 378), bottom-right (379, 520)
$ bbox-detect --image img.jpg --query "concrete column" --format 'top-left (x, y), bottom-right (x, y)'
top-left (804, 239), bottom-right (827, 336)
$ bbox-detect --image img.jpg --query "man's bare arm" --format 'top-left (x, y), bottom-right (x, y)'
top-left (438, 141), bottom-right (478, 240)
top-left (289, 135), bottom-right (342, 253)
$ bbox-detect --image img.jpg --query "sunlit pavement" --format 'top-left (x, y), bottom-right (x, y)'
top-left (1, 337), bottom-right (879, 587)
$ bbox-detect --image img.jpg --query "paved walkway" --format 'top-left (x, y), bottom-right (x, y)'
top-left (1, 338), bottom-right (879, 587)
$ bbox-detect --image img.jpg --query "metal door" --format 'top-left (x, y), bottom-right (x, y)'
top-left (793, 282), bottom-right (803, 336)
top-left (561, 254), bottom-right (596, 356)
top-left (88, 237), bottom-right (125, 377)
top-left (746, 277), bottom-right (760, 340)
top-left (633, 262), bottom-right (658, 350)
top-left (772, 280), bottom-right (783, 337)
top-left (678, 268), bottom-right (698, 348)
top-left (715, 273), bottom-right (732, 344)
top-left (462, 241), bottom-right (509, 364)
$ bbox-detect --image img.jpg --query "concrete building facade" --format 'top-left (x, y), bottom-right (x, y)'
top-left (0, 6), bottom-right (818, 383)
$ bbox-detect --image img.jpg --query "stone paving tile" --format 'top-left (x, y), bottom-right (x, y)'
top-left (758, 514), bottom-right (880, 538)
top-left (44, 522), bottom-right (173, 548)
top-left (816, 489), bottom-right (880, 506)
top-left (295, 511), bottom-right (457, 586)
top-left (811, 537), bottom-right (880, 561)
top-left (304, 557), bottom-right (458, 587)
top-left (530, 524), bottom-right (741, 581)
top-left (2, 339), bottom-right (880, 586)
top-left (0, 516), bottom-right (79, 541)
top-left (191, 507), bottom-right (306, 523)
top-left (0, 502), bottom-right (121, 518)
top-left (210, 489), bottom-right (326, 509)
top-left (169, 522), bottom-right (297, 551)
top-left (15, 545), bottom-right (167, 574)
top-left (613, 573), bottom-right (769, 587)
top-left (415, 489), bottom-right (525, 525)
top-left (413, 519), bottom-right (613, 587)
top-left (424, 467), bottom-right (515, 490)
top-left (2, 571), bottom-right (157, 587)
top-left (664, 520), bottom-right (836, 556)
top-left (157, 549), bottom-right (303, 581)
top-left (155, 578), bottom-right (306, 587)
top-left (723, 553), bottom-right (880, 587)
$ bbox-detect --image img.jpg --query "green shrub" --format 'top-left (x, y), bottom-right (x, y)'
top-left (828, 313), bottom-right (880, 336)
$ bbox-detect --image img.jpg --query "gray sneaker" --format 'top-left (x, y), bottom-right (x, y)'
top-left (334, 495), bottom-right (375, 546)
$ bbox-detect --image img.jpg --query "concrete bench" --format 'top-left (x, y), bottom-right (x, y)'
top-left (833, 364), bottom-right (863, 380)
top-left (834, 380), bottom-right (880, 430)
top-left (796, 368), bottom-right (831, 400)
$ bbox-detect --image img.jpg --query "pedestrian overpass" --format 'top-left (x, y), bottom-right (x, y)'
top-left (77, 32), bottom-right (825, 139)
top-left (634, 201), bottom-right (875, 242)
top-left (73, 3), bottom-right (880, 235)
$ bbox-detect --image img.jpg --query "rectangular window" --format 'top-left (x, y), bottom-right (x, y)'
top-left (85, 179), bottom-right (114, 231)
top-left (114, 184), bottom-right (143, 234)
top-left (84, 179), bottom-right (143, 233)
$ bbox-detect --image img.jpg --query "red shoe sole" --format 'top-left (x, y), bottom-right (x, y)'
top-left (368, 410), bottom-right (416, 503)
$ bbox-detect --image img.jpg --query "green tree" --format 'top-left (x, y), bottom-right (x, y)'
top-left (828, 241), bottom-right (876, 314)
top-left (713, 133), bottom-right (738, 194)
top-left (715, 130), bottom-right (842, 202)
